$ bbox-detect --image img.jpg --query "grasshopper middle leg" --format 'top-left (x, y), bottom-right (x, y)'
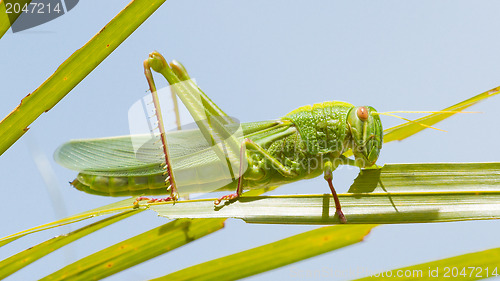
top-left (214, 138), bottom-right (296, 205)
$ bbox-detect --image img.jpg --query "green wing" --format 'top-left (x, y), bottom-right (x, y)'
top-left (55, 120), bottom-right (296, 196)
top-left (54, 121), bottom-right (290, 177)
top-left (54, 129), bottom-right (209, 176)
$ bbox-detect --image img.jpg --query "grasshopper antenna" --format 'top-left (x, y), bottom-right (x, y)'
top-left (374, 110), bottom-right (479, 132)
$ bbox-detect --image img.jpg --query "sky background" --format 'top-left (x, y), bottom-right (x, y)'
top-left (1, 1), bottom-right (500, 280)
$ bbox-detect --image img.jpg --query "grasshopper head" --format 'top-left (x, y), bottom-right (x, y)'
top-left (347, 106), bottom-right (383, 167)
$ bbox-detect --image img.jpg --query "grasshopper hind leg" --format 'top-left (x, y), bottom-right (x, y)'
top-left (133, 185), bottom-right (179, 206)
top-left (133, 172), bottom-right (179, 206)
top-left (133, 194), bottom-right (177, 206)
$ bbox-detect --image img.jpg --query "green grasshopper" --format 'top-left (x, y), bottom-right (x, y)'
top-left (55, 51), bottom-right (385, 223)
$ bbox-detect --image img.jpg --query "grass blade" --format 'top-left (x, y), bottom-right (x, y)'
top-left (148, 162), bottom-right (500, 224)
top-left (40, 218), bottom-right (225, 281)
top-left (0, 186), bottom-right (277, 248)
top-left (383, 86), bottom-right (500, 143)
top-left (0, 0), bottom-right (32, 38)
top-left (153, 225), bottom-right (375, 281)
top-left (0, 0), bottom-right (167, 156)
top-left (354, 247), bottom-right (500, 280)
top-left (341, 87), bottom-right (499, 159)
top-left (0, 198), bottom-right (139, 247)
top-left (0, 210), bottom-right (139, 279)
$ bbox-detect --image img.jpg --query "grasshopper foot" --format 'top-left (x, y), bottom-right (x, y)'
top-left (214, 193), bottom-right (239, 206)
top-left (133, 196), bottom-right (176, 206)
top-left (337, 209), bottom-right (347, 224)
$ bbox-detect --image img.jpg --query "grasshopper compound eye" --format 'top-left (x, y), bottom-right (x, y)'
top-left (357, 106), bottom-right (369, 121)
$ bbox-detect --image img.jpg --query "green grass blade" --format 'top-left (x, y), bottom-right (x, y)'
top-left (342, 86), bottom-right (499, 159)
top-left (5, 161), bottom-right (496, 248)
top-left (0, 0), bottom-right (32, 38)
top-left (0, 0), bottom-right (167, 156)
top-left (0, 198), bottom-right (139, 247)
top-left (0, 186), bottom-right (276, 248)
top-left (383, 86), bottom-right (500, 143)
top-left (148, 162), bottom-right (500, 224)
top-left (0, 210), bottom-right (139, 279)
top-left (153, 224), bottom-right (375, 281)
top-left (40, 218), bottom-right (225, 281)
top-left (354, 247), bottom-right (500, 280)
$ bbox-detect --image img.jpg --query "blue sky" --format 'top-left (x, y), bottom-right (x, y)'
top-left (1, 1), bottom-right (500, 280)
